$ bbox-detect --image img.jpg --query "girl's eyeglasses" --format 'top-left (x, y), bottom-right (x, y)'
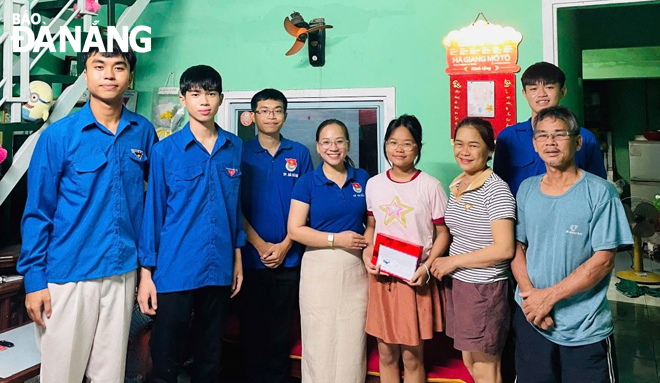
top-left (386, 140), bottom-right (416, 152)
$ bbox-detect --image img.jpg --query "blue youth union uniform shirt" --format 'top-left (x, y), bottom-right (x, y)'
top-left (138, 123), bottom-right (247, 293)
top-left (493, 118), bottom-right (606, 196)
top-left (241, 136), bottom-right (313, 270)
top-left (291, 163), bottom-right (369, 234)
top-left (18, 102), bottom-right (157, 293)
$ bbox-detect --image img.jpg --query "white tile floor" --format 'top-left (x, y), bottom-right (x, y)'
top-left (608, 250), bottom-right (660, 307)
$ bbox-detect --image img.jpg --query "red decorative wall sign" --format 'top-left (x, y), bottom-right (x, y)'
top-left (443, 16), bottom-right (522, 139)
top-left (443, 20), bottom-right (522, 75)
top-left (449, 73), bottom-right (516, 139)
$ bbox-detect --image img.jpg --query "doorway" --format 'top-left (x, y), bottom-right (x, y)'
top-left (543, 0), bottom-right (660, 183)
top-left (546, 1), bottom-right (660, 382)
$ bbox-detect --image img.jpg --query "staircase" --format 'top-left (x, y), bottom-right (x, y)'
top-left (0, 0), bottom-right (153, 246)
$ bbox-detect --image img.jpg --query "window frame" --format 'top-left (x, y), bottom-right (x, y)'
top-left (217, 87), bottom-right (396, 173)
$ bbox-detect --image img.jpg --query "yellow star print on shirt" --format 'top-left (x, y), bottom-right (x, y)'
top-left (379, 196), bottom-right (414, 228)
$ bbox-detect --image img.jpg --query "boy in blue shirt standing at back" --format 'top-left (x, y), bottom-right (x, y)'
top-left (494, 62), bottom-right (606, 196)
top-left (239, 88), bottom-right (313, 383)
top-left (137, 65), bottom-right (245, 383)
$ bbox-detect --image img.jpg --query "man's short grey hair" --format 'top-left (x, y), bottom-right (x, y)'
top-left (532, 106), bottom-right (580, 136)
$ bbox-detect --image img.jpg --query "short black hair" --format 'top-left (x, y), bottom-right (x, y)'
top-left (454, 117), bottom-right (496, 160)
top-left (83, 38), bottom-right (137, 72)
top-left (179, 65), bottom-right (223, 95)
top-left (521, 62), bottom-right (566, 88)
top-left (251, 88), bottom-right (288, 112)
top-left (384, 114), bottom-right (423, 165)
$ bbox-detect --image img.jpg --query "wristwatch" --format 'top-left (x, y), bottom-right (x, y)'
top-left (327, 233), bottom-right (335, 248)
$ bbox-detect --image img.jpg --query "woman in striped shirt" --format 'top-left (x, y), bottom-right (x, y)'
top-left (431, 117), bottom-right (516, 383)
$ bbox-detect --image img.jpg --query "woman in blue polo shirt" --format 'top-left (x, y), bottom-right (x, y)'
top-left (288, 119), bottom-right (370, 383)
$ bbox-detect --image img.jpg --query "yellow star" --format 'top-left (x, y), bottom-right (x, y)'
top-left (379, 196), bottom-right (414, 228)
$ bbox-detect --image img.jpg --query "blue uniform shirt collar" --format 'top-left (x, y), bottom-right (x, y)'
top-left (248, 134), bottom-right (294, 153)
top-left (280, 136), bottom-right (294, 151)
top-left (179, 122), bottom-right (229, 152)
top-left (314, 162), bottom-right (357, 186)
top-left (516, 118), bottom-right (534, 136)
top-left (79, 101), bottom-right (136, 134)
top-left (180, 123), bottom-right (196, 148)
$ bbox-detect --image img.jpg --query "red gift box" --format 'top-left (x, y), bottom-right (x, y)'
top-left (371, 233), bottom-right (423, 282)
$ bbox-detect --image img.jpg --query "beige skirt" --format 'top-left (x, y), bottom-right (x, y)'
top-left (299, 247), bottom-right (368, 383)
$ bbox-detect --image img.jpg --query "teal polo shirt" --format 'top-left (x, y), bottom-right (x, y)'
top-left (515, 172), bottom-right (633, 346)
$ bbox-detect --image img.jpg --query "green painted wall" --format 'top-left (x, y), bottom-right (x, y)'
top-left (557, 8), bottom-right (584, 123)
top-left (647, 80), bottom-right (660, 129)
top-left (606, 80), bottom-right (647, 182)
top-left (131, 0), bottom-right (544, 188)
top-left (577, 3), bottom-right (660, 50)
top-left (583, 47), bottom-right (660, 80)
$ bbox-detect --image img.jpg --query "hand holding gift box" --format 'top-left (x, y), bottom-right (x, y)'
top-left (371, 233), bottom-right (423, 282)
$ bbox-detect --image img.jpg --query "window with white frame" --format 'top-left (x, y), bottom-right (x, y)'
top-left (217, 88), bottom-right (395, 176)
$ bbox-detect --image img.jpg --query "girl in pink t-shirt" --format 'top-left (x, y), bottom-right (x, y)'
top-left (363, 115), bottom-right (450, 383)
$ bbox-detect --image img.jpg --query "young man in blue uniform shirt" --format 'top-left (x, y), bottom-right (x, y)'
top-left (18, 42), bottom-right (157, 383)
top-left (511, 106), bottom-right (631, 382)
top-left (239, 88), bottom-right (313, 383)
top-left (494, 62), bottom-right (606, 196)
top-left (137, 65), bottom-right (245, 383)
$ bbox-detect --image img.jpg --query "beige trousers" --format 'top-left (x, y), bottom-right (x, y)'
top-left (36, 270), bottom-right (136, 383)
top-left (300, 247), bottom-right (368, 383)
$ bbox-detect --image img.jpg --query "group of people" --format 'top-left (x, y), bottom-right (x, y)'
top-left (16, 39), bottom-right (633, 383)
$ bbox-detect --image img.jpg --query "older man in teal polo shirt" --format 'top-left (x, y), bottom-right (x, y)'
top-left (511, 106), bottom-right (632, 383)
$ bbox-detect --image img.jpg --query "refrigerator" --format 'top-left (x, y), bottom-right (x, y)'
top-left (629, 141), bottom-right (660, 205)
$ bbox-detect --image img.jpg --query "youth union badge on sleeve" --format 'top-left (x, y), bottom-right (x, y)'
top-left (285, 158), bottom-right (298, 172)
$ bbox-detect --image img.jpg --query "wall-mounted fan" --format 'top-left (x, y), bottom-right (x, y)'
top-left (284, 12), bottom-right (333, 67)
top-left (616, 199), bottom-right (660, 283)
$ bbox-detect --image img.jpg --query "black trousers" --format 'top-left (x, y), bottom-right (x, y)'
top-left (501, 282), bottom-right (517, 383)
top-left (237, 266), bottom-right (300, 383)
top-left (513, 306), bottom-right (618, 383)
top-left (150, 285), bottom-right (231, 383)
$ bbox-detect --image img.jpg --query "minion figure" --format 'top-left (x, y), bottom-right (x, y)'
top-left (22, 81), bottom-right (54, 122)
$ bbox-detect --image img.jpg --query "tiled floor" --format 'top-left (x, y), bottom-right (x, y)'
top-left (609, 250), bottom-right (660, 383)
top-left (189, 251), bottom-right (660, 383)
top-left (115, 250), bottom-right (660, 383)
top-left (608, 249), bottom-right (660, 307)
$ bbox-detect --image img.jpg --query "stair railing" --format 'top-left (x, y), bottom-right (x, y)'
top-left (2, 0), bottom-right (32, 122)
top-left (1, 0), bottom-right (90, 112)
top-left (0, 0), bottom-right (151, 205)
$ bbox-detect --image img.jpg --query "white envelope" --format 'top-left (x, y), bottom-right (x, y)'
top-left (376, 244), bottom-right (419, 282)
